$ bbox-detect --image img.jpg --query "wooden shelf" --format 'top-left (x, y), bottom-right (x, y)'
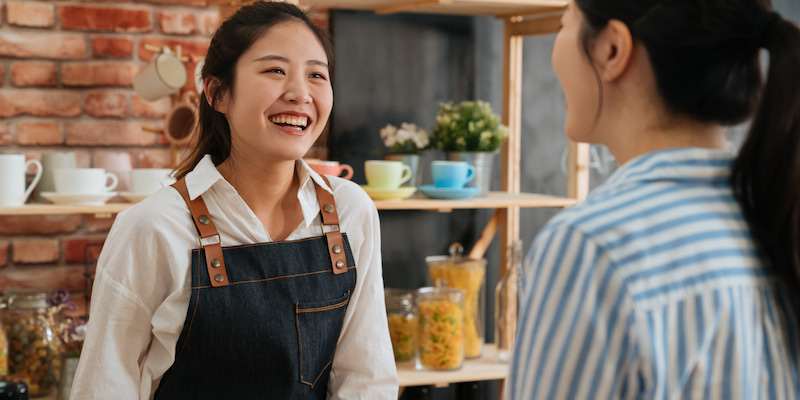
top-left (397, 343), bottom-right (508, 388)
top-left (298, 0), bottom-right (566, 17)
top-left (374, 191), bottom-right (576, 211)
top-left (0, 192), bottom-right (574, 216)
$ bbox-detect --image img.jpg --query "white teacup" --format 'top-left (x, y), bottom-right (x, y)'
top-left (53, 168), bottom-right (118, 194)
top-left (0, 154), bottom-right (42, 207)
top-left (129, 168), bottom-right (175, 195)
top-left (37, 152), bottom-right (76, 202)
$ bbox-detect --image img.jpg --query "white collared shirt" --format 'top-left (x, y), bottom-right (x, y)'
top-left (70, 155), bottom-right (398, 400)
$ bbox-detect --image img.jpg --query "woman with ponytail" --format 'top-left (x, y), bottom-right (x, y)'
top-left (508, 0), bottom-right (800, 398)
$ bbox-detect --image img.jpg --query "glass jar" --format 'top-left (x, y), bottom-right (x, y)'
top-left (495, 240), bottom-right (522, 363)
top-left (425, 243), bottom-right (486, 358)
top-left (2, 288), bottom-right (55, 398)
top-left (384, 288), bottom-right (417, 362)
top-left (415, 286), bottom-right (466, 371)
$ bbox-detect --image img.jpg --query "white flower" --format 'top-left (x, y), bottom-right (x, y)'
top-left (380, 124), bottom-right (398, 147)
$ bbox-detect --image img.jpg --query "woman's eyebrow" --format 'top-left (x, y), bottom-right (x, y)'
top-left (253, 54), bottom-right (328, 69)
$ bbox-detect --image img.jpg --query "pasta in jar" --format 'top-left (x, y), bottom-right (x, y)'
top-left (415, 287), bottom-right (465, 371)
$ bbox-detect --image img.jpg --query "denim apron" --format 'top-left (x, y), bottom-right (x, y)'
top-left (154, 176), bottom-right (357, 400)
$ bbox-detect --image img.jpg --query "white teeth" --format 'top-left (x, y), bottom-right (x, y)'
top-left (270, 115), bottom-right (308, 129)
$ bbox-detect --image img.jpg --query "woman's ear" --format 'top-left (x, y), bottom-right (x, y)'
top-left (592, 19), bottom-right (634, 82)
top-left (203, 76), bottom-right (228, 113)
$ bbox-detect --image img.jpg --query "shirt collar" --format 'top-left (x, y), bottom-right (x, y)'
top-left (184, 155), bottom-right (334, 230)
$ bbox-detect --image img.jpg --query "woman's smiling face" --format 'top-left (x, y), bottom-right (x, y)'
top-left (219, 20), bottom-right (333, 163)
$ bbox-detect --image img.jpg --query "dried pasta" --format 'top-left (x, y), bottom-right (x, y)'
top-left (417, 300), bottom-right (464, 370)
top-left (429, 263), bottom-right (485, 357)
top-left (387, 312), bottom-right (417, 361)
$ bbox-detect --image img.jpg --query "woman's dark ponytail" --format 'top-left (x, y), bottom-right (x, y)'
top-left (731, 16), bottom-right (800, 275)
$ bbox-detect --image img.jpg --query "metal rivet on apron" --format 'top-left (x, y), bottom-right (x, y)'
top-left (198, 215), bottom-right (210, 225)
top-left (332, 245), bottom-right (341, 254)
top-left (211, 259), bottom-right (221, 268)
top-left (336, 260), bottom-right (345, 269)
top-left (214, 274), bottom-right (224, 283)
top-left (323, 204), bottom-right (335, 213)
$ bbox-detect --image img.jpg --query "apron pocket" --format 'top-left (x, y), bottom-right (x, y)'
top-left (295, 292), bottom-right (351, 388)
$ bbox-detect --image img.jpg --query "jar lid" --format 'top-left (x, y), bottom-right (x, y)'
top-left (384, 288), bottom-right (414, 307)
top-left (415, 286), bottom-right (465, 303)
top-left (425, 242), bottom-right (487, 270)
top-left (4, 288), bottom-right (51, 309)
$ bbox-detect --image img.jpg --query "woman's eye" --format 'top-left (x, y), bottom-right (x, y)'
top-left (264, 68), bottom-right (285, 75)
top-left (310, 72), bottom-right (328, 80)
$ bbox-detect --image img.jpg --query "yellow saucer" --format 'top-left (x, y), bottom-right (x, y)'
top-left (360, 186), bottom-right (417, 201)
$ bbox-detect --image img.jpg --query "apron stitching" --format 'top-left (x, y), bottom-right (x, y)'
top-left (191, 265), bottom-right (356, 289)
top-left (297, 298), bottom-right (350, 313)
top-left (309, 359), bottom-right (335, 388)
top-left (296, 303), bottom-right (306, 385)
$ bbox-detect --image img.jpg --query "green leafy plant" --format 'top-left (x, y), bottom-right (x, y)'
top-left (430, 101), bottom-right (509, 152)
top-left (380, 122), bottom-right (430, 155)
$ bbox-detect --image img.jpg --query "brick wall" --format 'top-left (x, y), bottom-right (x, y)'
top-left (0, 0), bottom-right (330, 311)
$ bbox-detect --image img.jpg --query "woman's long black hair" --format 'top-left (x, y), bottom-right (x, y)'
top-left (574, 0), bottom-right (800, 281)
top-left (174, 1), bottom-right (334, 180)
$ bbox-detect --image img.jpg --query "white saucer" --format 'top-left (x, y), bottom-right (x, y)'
top-left (419, 185), bottom-right (480, 200)
top-left (40, 192), bottom-right (118, 206)
top-left (360, 186), bottom-right (417, 201)
top-left (119, 192), bottom-right (150, 203)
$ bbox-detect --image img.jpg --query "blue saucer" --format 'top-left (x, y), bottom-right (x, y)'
top-left (419, 185), bottom-right (480, 200)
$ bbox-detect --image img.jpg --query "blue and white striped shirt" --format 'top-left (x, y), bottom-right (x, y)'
top-left (507, 147), bottom-right (800, 400)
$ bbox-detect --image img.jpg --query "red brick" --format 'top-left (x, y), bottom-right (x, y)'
top-left (85, 91), bottom-right (127, 118)
top-left (0, 215), bottom-right (82, 235)
top-left (0, 123), bottom-right (12, 145)
top-left (65, 121), bottom-right (157, 146)
top-left (157, 10), bottom-right (196, 35)
top-left (59, 5), bottom-right (151, 33)
top-left (138, 148), bottom-right (173, 168)
top-left (198, 11), bottom-right (219, 36)
top-left (0, 266), bottom-right (85, 294)
top-left (17, 122), bottom-right (63, 145)
top-left (0, 90), bottom-right (81, 118)
top-left (10, 61), bottom-right (57, 87)
top-left (138, 38), bottom-right (208, 62)
top-left (0, 32), bottom-right (86, 60)
top-left (62, 61), bottom-right (138, 87)
top-left (86, 214), bottom-right (116, 233)
top-left (0, 241), bottom-right (8, 267)
top-left (63, 238), bottom-right (105, 263)
top-left (7, 1), bottom-right (55, 28)
top-left (131, 95), bottom-right (171, 117)
top-left (142, 0), bottom-right (206, 6)
top-left (92, 37), bottom-right (134, 58)
top-left (12, 239), bottom-right (59, 264)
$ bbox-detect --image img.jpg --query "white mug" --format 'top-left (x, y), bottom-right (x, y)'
top-left (133, 47), bottom-right (187, 101)
top-left (0, 154), bottom-right (42, 207)
top-left (37, 152), bottom-right (77, 202)
top-left (53, 168), bottom-right (118, 194)
top-left (129, 168), bottom-right (175, 195)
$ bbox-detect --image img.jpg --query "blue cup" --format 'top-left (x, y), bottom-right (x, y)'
top-left (431, 161), bottom-right (475, 188)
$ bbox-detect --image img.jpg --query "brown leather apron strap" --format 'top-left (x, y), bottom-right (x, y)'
top-left (172, 178), bottom-right (230, 287)
top-left (315, 176), bottom-right (348, 275)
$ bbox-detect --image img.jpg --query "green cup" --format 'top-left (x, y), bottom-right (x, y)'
top-left (365, 160), bottom-right (412, 189)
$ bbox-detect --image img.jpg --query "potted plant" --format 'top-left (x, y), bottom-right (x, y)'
top-left (430, 100), bottom-right (509, 195)
top-left (379, 122), bottom-right (429, 187)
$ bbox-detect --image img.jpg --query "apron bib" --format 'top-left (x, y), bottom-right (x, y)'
top-left (154, 176), bottom-right (357, 399)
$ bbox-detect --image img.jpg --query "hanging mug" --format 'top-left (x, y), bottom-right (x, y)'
top-left (164, 91), bottom-right (200, 147)
top-left (133, 47), bottom-right (188, 101)
top-left (0, 154), bottom-right (42, 207)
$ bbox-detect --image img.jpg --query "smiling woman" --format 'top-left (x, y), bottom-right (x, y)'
top-left (68, 2), bottom-right (398, 400)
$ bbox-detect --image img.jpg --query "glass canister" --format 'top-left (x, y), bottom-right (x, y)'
top-left (415, 286), bottom-right (466, 371)
top-left (384, 288), bottom-right (417, 362)
top-left (425, 243), bottom-right (486, 358)
top-left (1, 288), bottom-right (55, 397)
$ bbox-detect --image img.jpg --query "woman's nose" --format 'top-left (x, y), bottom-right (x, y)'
top-left (283, 76), bottom-right (312, 104)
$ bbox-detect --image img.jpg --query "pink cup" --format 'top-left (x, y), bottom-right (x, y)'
top-left (305, 160), bottom-right (354, 180)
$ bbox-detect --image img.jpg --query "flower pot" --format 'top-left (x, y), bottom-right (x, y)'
top-left (447, 151), bottom-right (495, 196)
top-left (384, 154), bottom-right (422, 187)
